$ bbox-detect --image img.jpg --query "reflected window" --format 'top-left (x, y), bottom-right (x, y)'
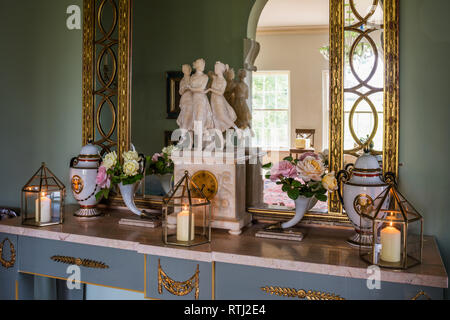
top-left (252, 71), bottom-right (290, 150)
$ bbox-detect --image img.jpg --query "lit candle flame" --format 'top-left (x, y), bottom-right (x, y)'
top-left (41, 192), bottom-right (46, 197)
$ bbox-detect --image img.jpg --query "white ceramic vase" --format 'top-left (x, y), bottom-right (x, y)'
top-left (337, 151), bottom-right (388, 247)
top-left (282, 196), bottom-right (318, 229)
top-left (70, 143), bottom-right (102, 218)
top-left (156, 174), bottom-right (173, 194)
top-left (118, 182), bottom-right (143, 216)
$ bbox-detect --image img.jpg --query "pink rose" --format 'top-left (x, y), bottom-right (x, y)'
top-left (152, 153), bottom-right (162, 162)
top-left (298, 152), bottom-right (319, 162)
top-left (270, 161), bottom-right (298, 181)
top-left (96, 166), bottom-right (111, 189)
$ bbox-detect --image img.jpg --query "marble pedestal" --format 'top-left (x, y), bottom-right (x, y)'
top-left (171, 150), bottom-right (260, 235)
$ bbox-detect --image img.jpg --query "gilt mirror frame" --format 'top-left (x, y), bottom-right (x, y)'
top-left (81, 0), bottom-right (399, 223)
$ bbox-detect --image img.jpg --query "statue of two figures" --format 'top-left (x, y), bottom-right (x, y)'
top-left (176, 58), bottom-right (252, 148)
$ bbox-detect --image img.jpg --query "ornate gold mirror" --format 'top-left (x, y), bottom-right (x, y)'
top-left (82, 0), bottom-right (399, 224)
top-left (82, 0), bottom-right (131, 156)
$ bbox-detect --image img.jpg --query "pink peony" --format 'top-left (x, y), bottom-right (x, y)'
top-left (152, 153), bottom-right (162, 162)
top-left (96, 166), bottom-right (111, 189)
top-left (270, 161), bottom-right (298, 182)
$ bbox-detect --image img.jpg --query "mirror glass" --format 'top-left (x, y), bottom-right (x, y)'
top-left (253, 0), bottom-right (330, 213)
top-left (130, 0), bottom-right (253, 198)
top-left (93, 0), bottom-right (119, 154)
top-left (343, 0), bottom-right (384, 165)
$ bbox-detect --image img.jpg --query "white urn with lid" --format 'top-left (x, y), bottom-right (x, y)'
top-left (69, 143), bottom-right (102, 217)
top-left (337, 151), bottom-right (388, 247)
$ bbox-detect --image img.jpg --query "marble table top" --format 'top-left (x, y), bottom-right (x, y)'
top-left (0, 205), bottom-right (447, 288)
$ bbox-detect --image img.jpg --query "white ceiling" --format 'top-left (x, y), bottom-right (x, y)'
top-left (258, 0), bottom-right (330, 28)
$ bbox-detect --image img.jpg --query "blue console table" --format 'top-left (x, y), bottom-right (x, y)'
top-left (0, 206), bottom-right (447, 300)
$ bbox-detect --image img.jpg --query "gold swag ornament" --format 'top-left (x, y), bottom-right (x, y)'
top-left (0, 238), bottom-right (16, 269)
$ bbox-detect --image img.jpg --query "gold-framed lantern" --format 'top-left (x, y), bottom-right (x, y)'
top-left (21, 163), bottom-right (65, 227)
top-left (358, 180), bottom-right (423, 270)
top-left (162, 171), bottom-right (211, 247)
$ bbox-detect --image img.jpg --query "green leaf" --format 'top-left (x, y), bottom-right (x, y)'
top-left (282, 184), bottom-right (289, 192)
top-left (292, 180), bottom-right (302, 188)
top-left (262, 163), bottom-right (273, 169)
top-left (287, 188), bottom-right (300, 200)
top-left (265, 174), bottom-right (271, 180)
top-left (95, 191), bottom-right (103, 201)
top-left (283, 156), bottom-right (294, 162)
top-left (315, 193), bottom-right (328, 202)
top-left (304, 191), bottom-right (314, 198)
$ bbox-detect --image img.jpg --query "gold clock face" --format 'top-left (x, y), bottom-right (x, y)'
top-left (190, 171), bottom-right (218, 200)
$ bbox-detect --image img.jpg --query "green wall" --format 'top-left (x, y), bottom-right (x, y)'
top-left (0, 0), bottom-right (449, 296)
top-left (0, 0), bottom-right (83, 206)
top-left (131, 0), bottom-right (255, 156)
top-left (399, 0), bottom-right (450, 291)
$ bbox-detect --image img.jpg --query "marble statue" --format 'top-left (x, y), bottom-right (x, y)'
top-left (233, 69), bottom-right (252, 130)
top-left (207, 61), bottom-right (238, 132)
top-left (224, 67), bottom-right (236, 108)
top-left (188, 58), bottom-right (214, 132)
top-left (176, 64), bottom-right (194, 130)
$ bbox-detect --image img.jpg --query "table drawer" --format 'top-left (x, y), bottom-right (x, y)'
top-left (0, 233), bottom-right (18, 300)
top-left (215, 263), bottom-right (444, 300)
top-left (145, 255), bottom-right (212, 300)
top-left (18, 236), bottom-right (144, 292)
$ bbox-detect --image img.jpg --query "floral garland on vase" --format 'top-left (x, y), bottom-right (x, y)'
top-left (95, 150), bottom-right (144, 200)
top-left (263, 152), bottom-right (338, 203)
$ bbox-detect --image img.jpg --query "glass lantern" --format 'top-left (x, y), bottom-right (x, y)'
top-left (162, 171), bottom-right (211, 247)
top-left (21, 163), bottom-right (66, 227)
top-left (359, 182), bottom-right (423, 270)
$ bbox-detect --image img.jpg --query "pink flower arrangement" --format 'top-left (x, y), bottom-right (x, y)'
top-left (263, 153), bottom-right (337, 202)
top-left (152, 153), bottom-right (162, 162)
top-left (96, 166), bottom-right (111, 189)
top-left (270, 161), bottom-right (298, 182)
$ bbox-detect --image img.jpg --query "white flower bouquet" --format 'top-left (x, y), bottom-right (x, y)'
top-left (95, 150), bottom-right (144, 200)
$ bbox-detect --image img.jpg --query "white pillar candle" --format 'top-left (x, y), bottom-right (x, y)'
top-left (380, 223), bottom-right (401, 263)
top-left (35, 193), bottom-right (52, 223)
top-left (176, 209), bottom-right (195, 242)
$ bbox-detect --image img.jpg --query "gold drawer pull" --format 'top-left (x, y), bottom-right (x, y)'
top-left (0, 238), bottom-right (16, 269)
top-left (261, 286), bottom-right (345, 300)
top-left (51, 255), bottom-right (109, 269)
top-left (158, 259), bottom-right (199, 300)
top-left (412, 291), bottom-right (431, 300)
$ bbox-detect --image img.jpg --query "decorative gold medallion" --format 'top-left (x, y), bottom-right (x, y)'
top-left (190, 171), bottom-right (218, 200)
top-left (353, 194), bottom-right (374, 215)
top-left (71, 175), bottom-right (84, 195)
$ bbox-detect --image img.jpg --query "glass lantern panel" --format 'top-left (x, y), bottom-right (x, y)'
top-left (23, 191), bottom-right (39, 222)
top-left (396, 191), bottom-right (422, 221)
top-left (406, 219), bottom-right (423, 267)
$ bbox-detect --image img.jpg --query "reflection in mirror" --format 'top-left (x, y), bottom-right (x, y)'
top-left (130, 0), bottom-right (253, 199)
top-left (253, 0), bottom-right (329, 213)
top-left (343, 0), bottom-right (384, 165)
